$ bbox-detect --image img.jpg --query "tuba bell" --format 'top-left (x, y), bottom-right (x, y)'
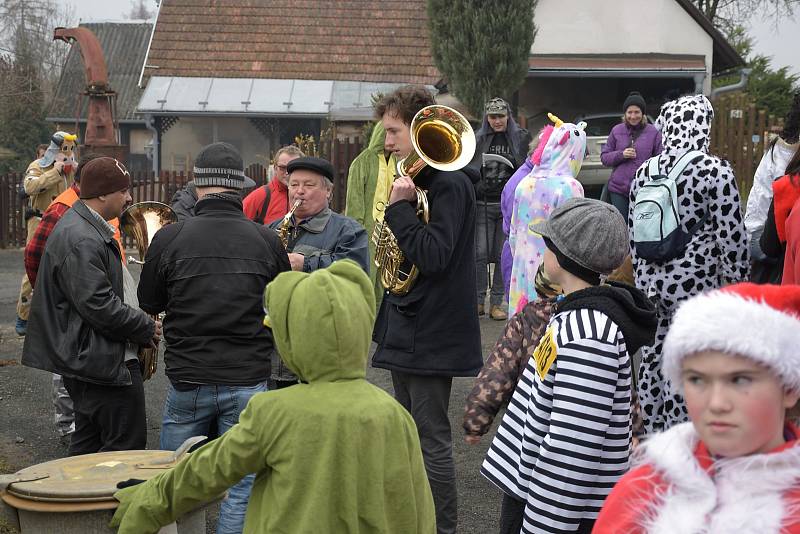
top-left (119, 201), bottom-right (177, 381)
top-left (372, 105), bottom-right (476, 295)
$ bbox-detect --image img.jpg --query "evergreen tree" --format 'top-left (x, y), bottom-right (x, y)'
top-left (746, 55), bottom-right (798, 118)
top-left (713, 23), bottom-right (798, 118)
top-left (427, 0), bottom-right (537, 118)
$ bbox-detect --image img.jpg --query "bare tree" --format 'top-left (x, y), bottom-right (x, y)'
top-left (693, 0), bottom-right (798, 28)
top-left (0, 0), bottom-right (76, 88)
top-left (127, 0), bottom-right (156, 20)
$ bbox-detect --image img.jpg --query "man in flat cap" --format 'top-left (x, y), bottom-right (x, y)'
top-left (22, 156), bottom-right (159, 456)
top-left (268, 155), bottom-right (369, 389)
top-left (138, 141), bottom-right (290, 534)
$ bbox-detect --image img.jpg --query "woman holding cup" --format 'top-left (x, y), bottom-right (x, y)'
top-left (601, 92), bottom-right (663, 218)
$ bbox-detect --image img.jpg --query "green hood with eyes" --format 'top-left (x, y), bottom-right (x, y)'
top-left (263, 259), bottom-right (375, 382)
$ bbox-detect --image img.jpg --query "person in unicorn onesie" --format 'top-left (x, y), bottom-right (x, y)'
top-left (506, 114), bottom-right (586, 316)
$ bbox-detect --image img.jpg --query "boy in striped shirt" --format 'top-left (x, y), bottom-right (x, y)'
top-left (481, 198), bottom-right (657, 534)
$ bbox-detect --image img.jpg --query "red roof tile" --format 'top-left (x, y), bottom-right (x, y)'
top-left (144, 0), bottom-right (441, 84)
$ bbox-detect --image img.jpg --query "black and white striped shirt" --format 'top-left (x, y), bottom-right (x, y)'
top-left (481, 307), bottom-right (632, 534)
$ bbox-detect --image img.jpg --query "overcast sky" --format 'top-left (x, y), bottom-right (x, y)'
top-left (67, 0), bottom-right (800, 75)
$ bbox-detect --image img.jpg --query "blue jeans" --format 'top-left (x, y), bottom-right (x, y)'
top-left (160, 382), bottom-right (267, 534)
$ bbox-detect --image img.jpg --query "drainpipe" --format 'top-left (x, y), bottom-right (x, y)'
top-left (145, 113), bottom-right (159, 173)
top-left (711, 68), bottom-right (752, 99)
top-left (138, 0), bottom-right (162, 89)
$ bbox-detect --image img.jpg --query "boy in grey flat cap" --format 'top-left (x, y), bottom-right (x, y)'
top-left (480, 198), bottom-right (658, 534)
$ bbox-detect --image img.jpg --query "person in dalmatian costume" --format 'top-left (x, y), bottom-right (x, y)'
top-left (629, 95), bottom-right (749, 435)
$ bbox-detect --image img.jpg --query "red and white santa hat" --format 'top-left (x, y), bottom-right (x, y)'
top-left (663, 283), bottom-right (800, 392)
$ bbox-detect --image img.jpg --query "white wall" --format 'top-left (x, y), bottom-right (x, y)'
top-left (532, 0), bottom-right (714, 93)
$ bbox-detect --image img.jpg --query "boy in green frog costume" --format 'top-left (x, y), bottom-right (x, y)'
top-left (111, 260), bottom-right (435, 534)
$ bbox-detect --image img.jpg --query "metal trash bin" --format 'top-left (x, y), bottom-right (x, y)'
top-left (0, 446), bottom-right (216, 534)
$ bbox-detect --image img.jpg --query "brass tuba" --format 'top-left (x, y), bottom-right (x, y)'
top-left (119, 201), bottom-right (177, 381)
top-left (372, 105), bottom-right (476, 295)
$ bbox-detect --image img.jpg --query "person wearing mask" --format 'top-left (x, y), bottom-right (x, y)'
top-left (601, 91), bottom-right (663, 218)
top-left (15, 133), bottom-right (78, 335)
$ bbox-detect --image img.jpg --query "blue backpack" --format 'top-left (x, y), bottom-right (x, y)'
top-left (632, 151), bottom-right (708, 262)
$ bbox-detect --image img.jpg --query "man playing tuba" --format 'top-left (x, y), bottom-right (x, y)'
top-left (371, 85), bottom-right (483, 534)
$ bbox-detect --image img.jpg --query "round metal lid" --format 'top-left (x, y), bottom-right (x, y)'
top-left (5, 449), bottom-right (176, 503)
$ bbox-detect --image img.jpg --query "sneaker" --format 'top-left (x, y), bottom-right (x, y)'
top-left (490, 305), bottom-right (508, 321)
top-left (477, 303), bottom-right (485, 316)
top-left (15, 316), bottom-right (27, 336)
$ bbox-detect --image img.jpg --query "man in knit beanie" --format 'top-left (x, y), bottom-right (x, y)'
top-left (137, 141), bottom-right (289, 533)
top-left (113, 260), bottom-right (436, 534)
top-left (22, 156), bottom-right (159, 455)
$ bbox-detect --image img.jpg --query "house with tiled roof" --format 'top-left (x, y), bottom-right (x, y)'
top-left (136, 0), bottom-right (439, 172)
top-left (136, 0), bottom-right (743, 172)
top-left (48, 21), bottom-right (153, 171)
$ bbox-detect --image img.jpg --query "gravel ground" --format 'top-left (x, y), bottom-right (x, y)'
top-left (0, 248), bottom-right (507, 533)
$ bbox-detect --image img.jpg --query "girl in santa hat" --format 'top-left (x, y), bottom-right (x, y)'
top-left (594, 283), bottom-right (800, 534)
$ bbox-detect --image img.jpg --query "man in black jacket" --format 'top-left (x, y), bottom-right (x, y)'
top-left (22, 157), bottom-right (159, 456)
top-left (468, 98), bottom-right (532, 321)
top-left (371, 85), bottom-right (483, 534)
top-left (137, 142), bottom-right (290, 534)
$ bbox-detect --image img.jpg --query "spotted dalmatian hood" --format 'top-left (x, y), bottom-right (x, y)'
top-left (655, 95), bottom-right (713, 155)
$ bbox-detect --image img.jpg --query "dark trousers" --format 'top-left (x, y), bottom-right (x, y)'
top-left (499, 492), bottom-right (595, 534)
top-left (609, 191), bottom-right (629, 221)
top-left (499, 493), bottom-right (525, 534)
top-left (62, 360), bottom-right (146, 456)
top-left (476, 201), bottom-right (506, 307)
top-left (391, 371), bottom-right (456, 534)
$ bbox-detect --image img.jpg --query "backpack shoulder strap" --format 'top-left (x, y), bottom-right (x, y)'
top-left (667, 150), bottom-right (705, 180)
top-left (646, 156), bottom-right (661, 179)
top-left (254, 184), bottom-right (271, 225)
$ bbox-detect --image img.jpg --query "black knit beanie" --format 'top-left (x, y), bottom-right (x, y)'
top-left (623, 92), bottom-right (646, 115)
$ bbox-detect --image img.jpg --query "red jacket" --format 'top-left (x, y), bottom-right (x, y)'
top-left (242, 179), bottom-right (289, 224)
top-left (595, 422), bottom-right (800, 534)
top-left (772, 174), bottom-right (800, 243)
top-left (784, 202), bottom-right (800, 284)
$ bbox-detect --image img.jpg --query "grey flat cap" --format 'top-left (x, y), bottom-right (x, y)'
top-left (532, 197), bottom-right (629, 275)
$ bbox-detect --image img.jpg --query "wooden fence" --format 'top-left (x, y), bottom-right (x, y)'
top-left (0, 138), bottom-right (363, 249)
top-left (710, 93), bottom-right (785, 206)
